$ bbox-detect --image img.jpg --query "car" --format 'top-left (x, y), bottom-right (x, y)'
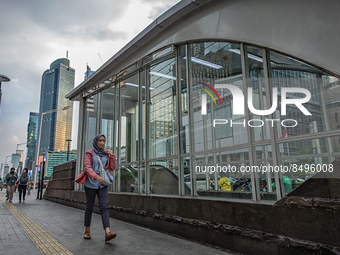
top-left (31, 181), bottom-right (48, 189)
top-left (31, 182), bottom-right (38, 189)
top-left (43, 180), bottom-right (49, 188)
top-left (291, 178), bottom-right (304, 189)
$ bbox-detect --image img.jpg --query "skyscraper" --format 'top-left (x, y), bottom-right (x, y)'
top-left (45, 151), bottom-right (77, 178)
top-left (84, 64), bottom-right (95, 80)
top-left (25, 112), bottom-right (39, 169)
top-left (84, 65), bottom-right (98, 151)
top-left (37, 58), bottom-right (74, 156)
top-left (11, 152), bottom-right (23, 171)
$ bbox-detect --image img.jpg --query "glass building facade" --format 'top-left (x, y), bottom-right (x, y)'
top-left (67, 0), bottom-right (340, 203)
top-left (84, 65), bottom-right (95, 80)
top-left (38, 58), bottom-right (74, 156)
top-left (25, 112), bottom-right (39, 170)
top-left (71, 43), bottom-right (339, 202)
top-left (46, 151), bottom-right (77, 178)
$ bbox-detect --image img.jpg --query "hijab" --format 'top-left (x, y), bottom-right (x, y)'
top-left (93, 134), bottom-right (107, 157)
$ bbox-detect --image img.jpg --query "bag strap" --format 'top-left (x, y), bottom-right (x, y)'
top-left (95, 153), bottom-right (108, 174)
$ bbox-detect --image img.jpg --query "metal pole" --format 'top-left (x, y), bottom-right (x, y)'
top-left (36, 170), bottom-right (40, 199)
top-left (0, 80), bottom-right (2, 112)
top-left (67, 141), bottom-right (70, 161)
top-left (66, 138), bottom-right (72, 161)
top-left (39, 157), bottom-right (45, 200)
top-left (34, 112), bottom-right (44, 190)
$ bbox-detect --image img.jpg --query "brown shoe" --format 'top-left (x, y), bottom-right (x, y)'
top-left (84, 227), bottom-right (91, 239)
top-left (105, 232), bottom-right (116, 242)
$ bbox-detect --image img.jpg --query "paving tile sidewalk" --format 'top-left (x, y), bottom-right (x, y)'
top-left (0, 190), bottom-right (237, 255)
top-left (0, 191), bottom-right (41, 254)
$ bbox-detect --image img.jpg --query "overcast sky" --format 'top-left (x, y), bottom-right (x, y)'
top-left (0, 0), bottom-right (180, 169)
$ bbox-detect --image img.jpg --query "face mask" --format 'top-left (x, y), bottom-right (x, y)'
top-left (11, 171), bottom-right (14, 174)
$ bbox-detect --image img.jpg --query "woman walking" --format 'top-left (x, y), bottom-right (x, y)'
top-left (75, 134), bottom-right (116, 242)
top-left (16, 167), bottom-right (30, 203)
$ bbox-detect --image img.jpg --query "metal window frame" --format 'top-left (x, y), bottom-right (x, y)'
top-left (240, 43), bottom-right (257, 201)
top-left (263, 48), bottom-right (282, 200)
top-left (83, 39), bottom-right (340, 202)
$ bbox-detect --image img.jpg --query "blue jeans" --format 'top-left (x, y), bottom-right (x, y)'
top-left (84, 186), bottom-right (110, 229)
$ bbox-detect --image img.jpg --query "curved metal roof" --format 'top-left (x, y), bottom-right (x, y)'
top-left (66, 0), bottom-right (340, 101)
top-left (66, 0), bottom-right (209, 100)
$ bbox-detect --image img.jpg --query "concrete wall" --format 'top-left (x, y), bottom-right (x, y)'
top-left (45, 160), bottom-right (340, 255)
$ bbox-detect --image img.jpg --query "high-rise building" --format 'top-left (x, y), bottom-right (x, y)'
top-left (11, 151), bottom-right (23, 173)
top-left (25, 112), bottom-right (39, 169)
top-left (37, 58), bottom-right (74, 156)
top-left (3, 165), bottom-right (10, 179)
top-left (84, 64), bottom-right (95, 80)
top-left (45, 151), bottom-right (77, 178)
top-left (0, 163), bottom-right (5, 182)
top-left (83, 65), bottom-right (99, 151)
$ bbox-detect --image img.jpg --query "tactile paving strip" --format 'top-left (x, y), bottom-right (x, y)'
top-left (0, 196), bottom-right (73, 255)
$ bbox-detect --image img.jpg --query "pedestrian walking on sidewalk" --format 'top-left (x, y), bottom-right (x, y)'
top-left (5, 167), bottom-right (17, 203)
top-left (75, 134), bottom-right (117, 242)
top-left (16, 168), bottom-right (30, 203)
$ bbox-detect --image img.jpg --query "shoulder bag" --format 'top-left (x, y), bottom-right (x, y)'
top-left (95, 153), bottom-right (113, 186)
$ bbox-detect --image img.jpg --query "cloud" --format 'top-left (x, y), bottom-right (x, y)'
top-left (0, 0), bottom-right (134, 166)
top-left (0, 0), bottom-right (181, 168)
top-left (0, 0), bottom-right (130, 42)
top-left (139, 0), bottom-right (180, 20)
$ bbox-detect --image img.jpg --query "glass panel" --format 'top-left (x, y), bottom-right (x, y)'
top-left (188, 42), bottom-right (246, 152)
top-left (180, 156), bottom-right (191, 196)
top-left (113, 84), bottom-right (119, 160)
top-left (276, 137), bottom-right (337, 194)
top-left (245, 46), bottom-right (271, 141)
top-left (269, 51), bottom-right (340, 140)
top-left (148, 159), bottom-right (179, 195)
top-left (84, 95), bottom-right (99, 152)
top-left (192, 150), bottom-right (252, 200)
top-left (117, 163), bottom-right (138, 192)
top-left (139, 163), bottom-right (146, 194)
top-left (140, 70), bottom-right (146, 160)
top-left (153, 46), bottom-right (173, 59)
top-left (178, 45), bottom-right (189, 154)
top-left (325, 80), bottom-right (340, 130)
top-left (123, 63), bottom-right (138, 74)
top-left (120, 73), bottom-right (139, 164)
top-left (192, 153), bottom-right (214, 195)
top-left (101, 88), bottom-right (114, 152)
top-left (142, 46), bottom-right (173, 64)
top-left (322, 76), bottom-right (340, 161)
top-left (148, 58), bottom-right (177, 159)
top-left (253, 145), bottom-right (277, 201)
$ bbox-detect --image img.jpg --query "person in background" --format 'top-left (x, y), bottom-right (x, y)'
top-left (16, 168), bottom-right (30, 203)
top-left (5, 168), bottom-right (17, 203)
top-left (75, 134), bottom-right (117, 242)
